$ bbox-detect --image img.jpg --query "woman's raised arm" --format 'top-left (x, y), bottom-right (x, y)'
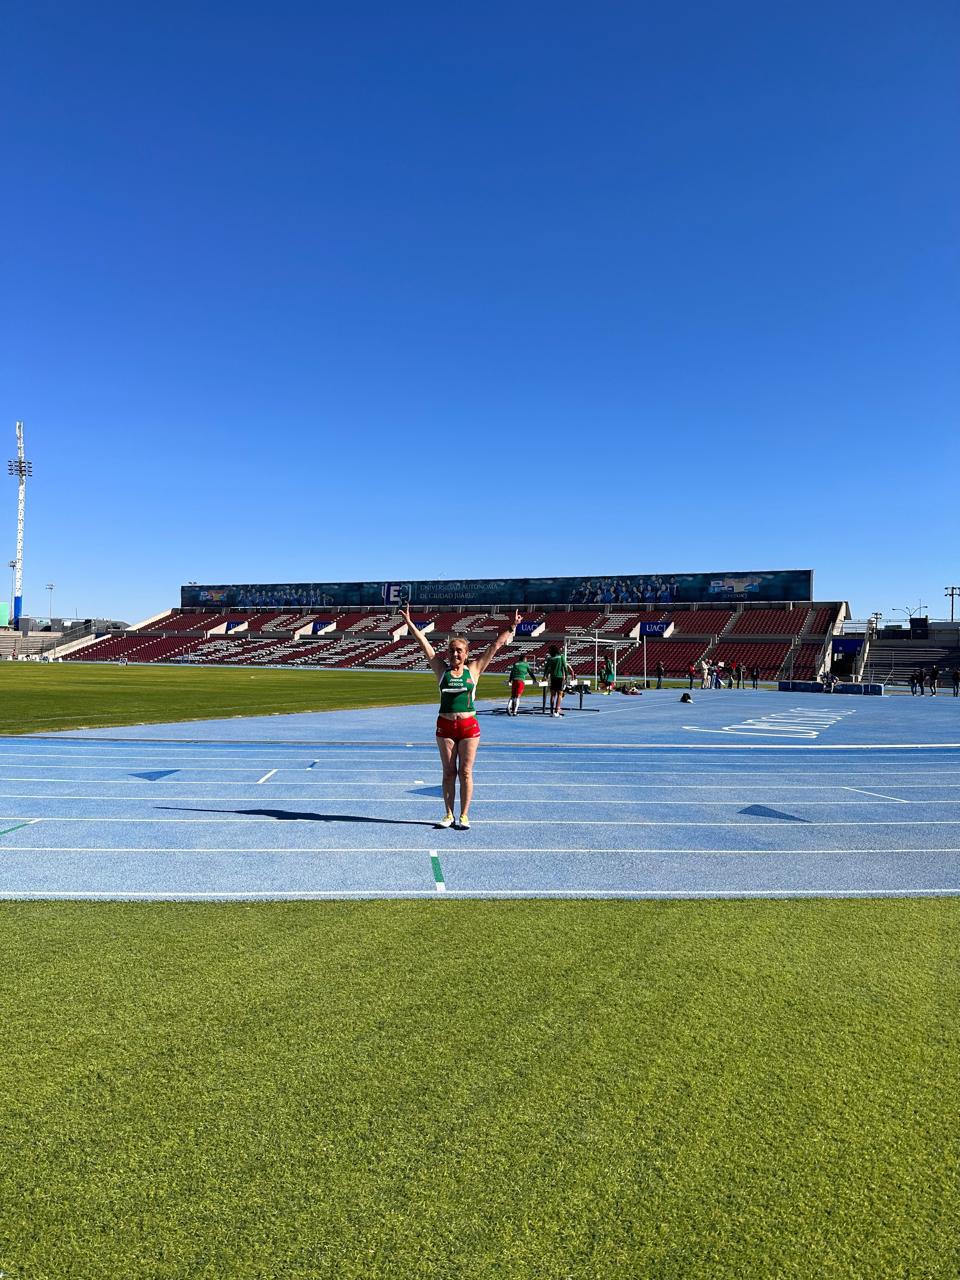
top-left (402, 602), bottom-right (445, 679)
top-left (474, 608), bottom-right (523, 677)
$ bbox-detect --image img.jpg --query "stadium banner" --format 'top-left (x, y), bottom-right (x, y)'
top-left (181, 569), bottom-right (813, 610)
top-left (0, 602), bottom-right (8, 627)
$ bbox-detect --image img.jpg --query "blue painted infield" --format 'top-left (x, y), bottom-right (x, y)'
top-left (1, 690), bottom-right (958, 899)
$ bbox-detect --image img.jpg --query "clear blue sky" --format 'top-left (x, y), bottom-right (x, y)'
top-left (2, 1), bottom-right (957, 623)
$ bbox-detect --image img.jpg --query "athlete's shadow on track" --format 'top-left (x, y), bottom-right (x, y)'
top-left (157, 806), bottom-right (437, 827)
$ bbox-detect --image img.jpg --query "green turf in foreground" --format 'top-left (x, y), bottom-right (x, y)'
top-left (1, 900), bottom-right (957, 1279)
top-left (0, 664), bottom-right (538, 735)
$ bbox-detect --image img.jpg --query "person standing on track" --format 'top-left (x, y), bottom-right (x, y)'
top-left (600, 654), bottom-right (616, 694)
top-left (402, 602), bottom-right (521, 829)
top-left (507, 653), bottom-right (534, 716)
top-left (544, 644), bottom-right (573, 717)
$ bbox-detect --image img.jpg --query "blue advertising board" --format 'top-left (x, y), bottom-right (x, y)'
top-left (182, 568), bottom-right (813, 610)
top-left (831, 637), bottom-right (863, 654)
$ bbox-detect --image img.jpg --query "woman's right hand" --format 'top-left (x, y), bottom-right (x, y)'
top-left (401, 602), bottom-right (413, 626)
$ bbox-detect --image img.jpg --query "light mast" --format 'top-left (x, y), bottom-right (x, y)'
top-left (7, 421), bottom-right (32, 629)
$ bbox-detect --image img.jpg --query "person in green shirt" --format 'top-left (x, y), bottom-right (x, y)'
top-left (402, 601), bottom-right (522, 829)
top-left (544, 645), bottom-right (574, 717)
top-left (507, 656), bottom-right (534, 716)
top-left (599, 655), bottom-right (615, 694)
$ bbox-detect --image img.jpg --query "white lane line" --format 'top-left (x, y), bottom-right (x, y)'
top-left (0, 793), bottom-right (944, 805)
top-left (1, 888), bottom-right (957, 900)
top-left (255, 770), bottom-right (278, 785)
top-left (8, 847), bottom-right (960, 855)
top-left (7, 750), bottom-right (960, 774)
top-left (0, 763), bottom-right (301, 773)
top-left (3, 817), bottom-right (960, 826)
top-left (5, 757), bottom-right (960, 778)
top-left (3, 759), bottom-right (960, 781)
top-left (8, 775), bottom-right (957, 792)
top-left (843, 787), bottom-right (910, 803)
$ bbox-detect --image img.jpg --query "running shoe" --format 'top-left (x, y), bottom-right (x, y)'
top-left (457, 814), bottom-right (471, 830)
top-left (437, 813), bottom-right (455, 828)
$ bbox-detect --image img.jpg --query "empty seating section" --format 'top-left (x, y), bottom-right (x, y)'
top-left (149, 611), bottom-right (216, 632)
top-left (864, 644), bottom-right (960, 684)
top-left (335, 612), bottom-right (395, 632)
top-left (363, 640), bottom-right (431, 670)
top-left (666, 610), bottom-right (733, 634)
top-left (210, 612), bottom-right (261, 631)
top-left (243, 611), bottom-right (297, 633)
top-left (66, 635), bottom-right (137, 662)
top-left (193, 638), bottom-right (290, 665)
top-left (806, 606), bottom-right (837, 635)
top-left (425, 612), bottom-right (494, 635)
top-left (263, 613), bottom-right (325, 632)
top-left (594, 612), bottom-right (654, 635)
top-left (133, 610), bottom-right (179, 631)
top-left (69, 601), bottom-right (844, 673)
top-left (617, 641), bottom-right (710, 677)
top-left (710, 642), bottom-right (792, 678)
top-left (790, 643), bottom-right (825, 680)
top-left (275, 636), bottom-right (395, 668)
top-left (537, 611), bottom-right (603, 632)
top-left (730, 609), bottom-right (808, 636)
top-left (67, 634), bottom-right (203, 662)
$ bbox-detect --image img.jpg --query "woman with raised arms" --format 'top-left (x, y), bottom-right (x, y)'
top-left (402, 602), bottom-right (522, 830)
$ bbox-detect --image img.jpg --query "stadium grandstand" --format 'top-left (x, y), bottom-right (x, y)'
top-left (52, 568), bottom-right (851, 684)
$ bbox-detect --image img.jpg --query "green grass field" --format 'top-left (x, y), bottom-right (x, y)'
top-left (0, 665), bottom-right (957, 1277)
top-left (1, 900), bottom-right (957, 1279)
top-left (0, 662), bottom-right (539, 735)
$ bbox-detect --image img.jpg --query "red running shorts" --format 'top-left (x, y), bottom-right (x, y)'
top-left (436, 715), bottom-right (481, 741)
top-left (511, 680), bottom-right (525, 697)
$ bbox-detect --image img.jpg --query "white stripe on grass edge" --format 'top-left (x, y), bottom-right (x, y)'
top-left (430, 850), bottom-right (446, 892)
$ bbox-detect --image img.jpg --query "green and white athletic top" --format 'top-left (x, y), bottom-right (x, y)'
top-left (544, 654), bottom-right (569, 681)
top-left (439, 667), bottom-right (476, 715)
top-left (509, 660), bottom-right (533, 683)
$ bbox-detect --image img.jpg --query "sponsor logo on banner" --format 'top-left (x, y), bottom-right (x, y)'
top-left (382, 582), bottom-right (412, 606)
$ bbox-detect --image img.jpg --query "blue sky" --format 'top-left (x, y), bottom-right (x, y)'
top-left (1, 1), bottom-right (957, 623)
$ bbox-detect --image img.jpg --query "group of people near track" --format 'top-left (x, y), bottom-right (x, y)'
top-left (506, 647), bottom-right (578, 717)
top-left (909, 667), bottom-right (960, 696)
top-left (687, 660), bottom-right (760, 690)
top-left (402, 605), bottom-right (582, 830)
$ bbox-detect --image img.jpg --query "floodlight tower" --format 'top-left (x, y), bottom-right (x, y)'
top-left (7, 421), bottom-right (32, 629)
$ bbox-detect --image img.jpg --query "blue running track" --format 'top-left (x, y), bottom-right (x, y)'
top-left (1, 689), bottom-right (958, 900)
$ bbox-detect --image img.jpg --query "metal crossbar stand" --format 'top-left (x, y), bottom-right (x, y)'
top-left (538, 679), bottom-right (597, 713)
